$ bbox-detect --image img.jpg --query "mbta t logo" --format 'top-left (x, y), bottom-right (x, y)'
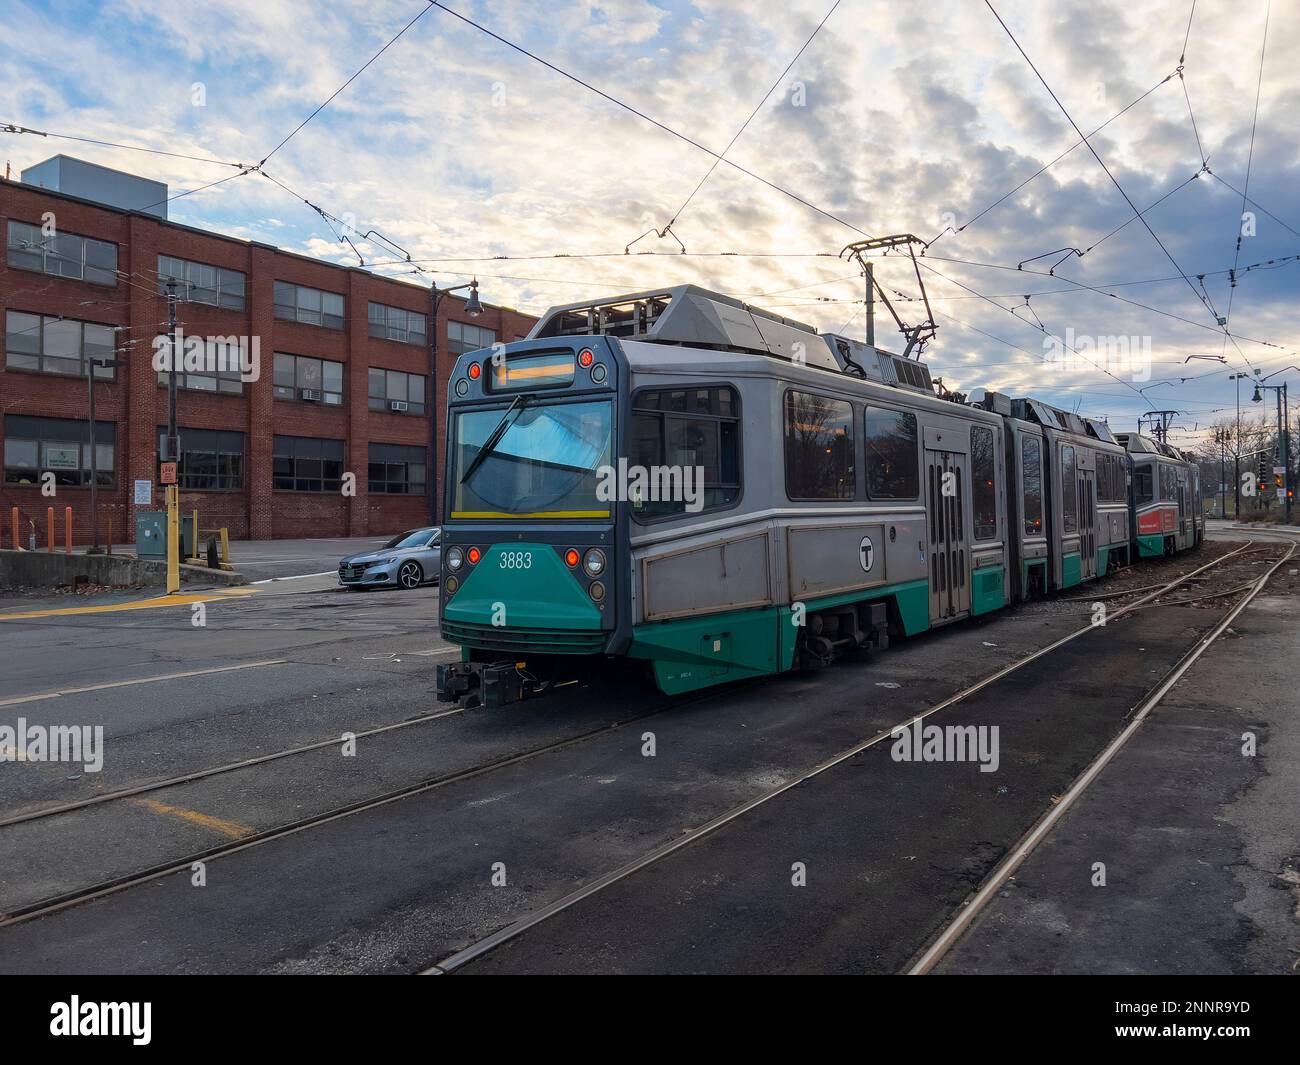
top-left (859, 535), bottom-right (875, 573)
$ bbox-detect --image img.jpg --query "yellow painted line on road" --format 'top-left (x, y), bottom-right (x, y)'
top-left (0, 659), bottom-right (288, 708)
top-left (0, 586), bottom-right (257, 621)
top-left (131, 798), bottom-right (254, 840)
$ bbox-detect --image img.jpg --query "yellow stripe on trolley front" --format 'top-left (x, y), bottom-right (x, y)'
top-left (450, 510), bottom-right (611, 519)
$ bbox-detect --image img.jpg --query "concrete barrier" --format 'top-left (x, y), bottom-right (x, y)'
top-left (0, 549), bottom-right (249, 591)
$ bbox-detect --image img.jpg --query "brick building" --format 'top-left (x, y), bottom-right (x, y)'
top-left (1, 159), bottom-right (536, 546)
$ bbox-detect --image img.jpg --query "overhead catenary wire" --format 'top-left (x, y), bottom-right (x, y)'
top-left (258, 1), bottom-right (437, 166)
top-left (1220, 0), bottom-right (1272, 344)
top-left (7, 6), bottom-right (1292, 404)
top-left (652, 0), bottom-right (843, 239)
top-left (427, 0), bottom-right (875, 241)
top-left (982, 0), bottom-right (1254, 372)
top-left (927, 71), bottom-right (1178, 246)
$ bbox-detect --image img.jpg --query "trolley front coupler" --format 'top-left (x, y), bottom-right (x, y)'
top-left (436, 660), bottom-right (528, 709)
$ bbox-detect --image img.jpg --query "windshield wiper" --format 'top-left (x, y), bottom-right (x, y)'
top-left (460, 395), bottom-right (528, 485)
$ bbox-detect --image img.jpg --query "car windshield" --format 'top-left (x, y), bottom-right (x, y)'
top-left (451, 399), bottom-right (612, 518)
top-left (384, 529), bottom-right (437, 549)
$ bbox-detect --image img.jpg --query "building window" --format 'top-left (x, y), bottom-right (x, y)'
top-left (156, 427), bottom-right (245, 490)
top-left (447, 321), bottom-right (496, 356)
top-left (6, 220), bottom-right (118, 286)
top-left (784, 391), bottom-right (854, 500)
top-left (630, 386), bottom-right (740, 517)
top-left (1022, 435), bottom-right (1043, 536)
top-left (272, 435), bottom-right (344, 492)
top-left (4, 415), bottom-right (114, 486)
top-left (368, 443), bottom-right (427, 494)
top-left (155, 335), bottom-right (244, 394)
top-left (274, 281), bottom-right (344, 329)
top-left (274, 353), bottom-right (344, 405)
top-left (368, 368), bottom-right (426, 415)
top-left (368, 302), bottom-right (426, 345)
top-left (158, 255), bottom-right (246, 310)
top-left (863, 406), bottom-right (918, 499)
top-left (1061, 445), bottom-right (1078, 532)
top-left (971, 425), bottom-right (997, 540)
top-left (6, 311), bottom-right (117, 379)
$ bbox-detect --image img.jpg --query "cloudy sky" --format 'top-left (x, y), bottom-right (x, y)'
top-left (3, 0), bottom-right (1296, 444)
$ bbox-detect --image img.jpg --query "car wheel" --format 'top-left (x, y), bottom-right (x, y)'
top-left (398, 561), bottom-right (423, 589)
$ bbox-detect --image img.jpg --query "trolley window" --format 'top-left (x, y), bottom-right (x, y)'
top-left (1022, 435), bottom-right (1043, 536)
top-left (784, 391), bottom-right (854, 500)
top-left (971, 425), bottom-right (997, 540)
top-left (1061, 445), bottom-right (1078, 532)
top-left (1135, 464), bottom-right (1154, 504)
top-left (630, 386), bottom-right (740, 517)
top-left (1159, 462), bottom-right (1177, 501)
top-left (864, 407), bottom-right (919, 499)
top-left (450, 398), bottom-right (612, 518)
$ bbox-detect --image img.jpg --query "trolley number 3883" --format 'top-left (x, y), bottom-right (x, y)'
top-left (498, 550), bottom-right (534, 570)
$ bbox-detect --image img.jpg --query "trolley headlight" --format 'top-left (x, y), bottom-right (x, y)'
top-left (447, 547), bottom-right (463, 570)
top-left (588, 580), bottom-right (606, 602)
top-left (583, 548), bottom-right (606, 577)
top-left (444, 575), bottom-right (459, 595)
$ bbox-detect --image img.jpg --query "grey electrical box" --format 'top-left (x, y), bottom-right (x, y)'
top-left (135, 511), bottom-right (167, 559)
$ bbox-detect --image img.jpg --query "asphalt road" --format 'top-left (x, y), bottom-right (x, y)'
top-left (0, 535), bottom-right (1295, 973)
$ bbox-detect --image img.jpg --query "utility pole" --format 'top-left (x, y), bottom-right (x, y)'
top-left (1229, 372), bottom-right (1250, 519)
top-left (164, 281), bottom-right (181, 594)
top-left (1254, 368), bottom-right (1297, 524)
top-left (865, 261), bottom-right (875, 347)
top-left (165, 281), bottom-right (180, 468)
top-left (87, 349), bottom-right (98, 553)
top-left (1213, 427), bottom-right (1227, 518)
top-left (428, 279), bottom-right (483, 527)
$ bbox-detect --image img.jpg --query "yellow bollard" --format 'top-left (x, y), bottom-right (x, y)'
top-left (165, 485), bottom-right (180, 594)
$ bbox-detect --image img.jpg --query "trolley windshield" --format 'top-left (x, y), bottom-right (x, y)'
top-left (450, 398), bottom-right (613, 519)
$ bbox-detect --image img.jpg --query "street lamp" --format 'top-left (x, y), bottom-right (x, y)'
top-left (429, 279), bottom-right (483, 526)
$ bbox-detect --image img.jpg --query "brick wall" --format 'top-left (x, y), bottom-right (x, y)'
top-left (0, 177), bottom-right (537, 545)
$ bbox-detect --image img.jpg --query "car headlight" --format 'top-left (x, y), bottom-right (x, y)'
top-left (381, 556), bottom-right (399, 565)
top-left (447, 547), bottom-right (463, 570)
top-left (583, 548), bottom-right (606, 577)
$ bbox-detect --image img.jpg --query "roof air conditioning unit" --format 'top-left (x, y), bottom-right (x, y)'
top-left (390, 400), bottom-right (409, 412)
top-left (300, 388), bottom-right (322, 401)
